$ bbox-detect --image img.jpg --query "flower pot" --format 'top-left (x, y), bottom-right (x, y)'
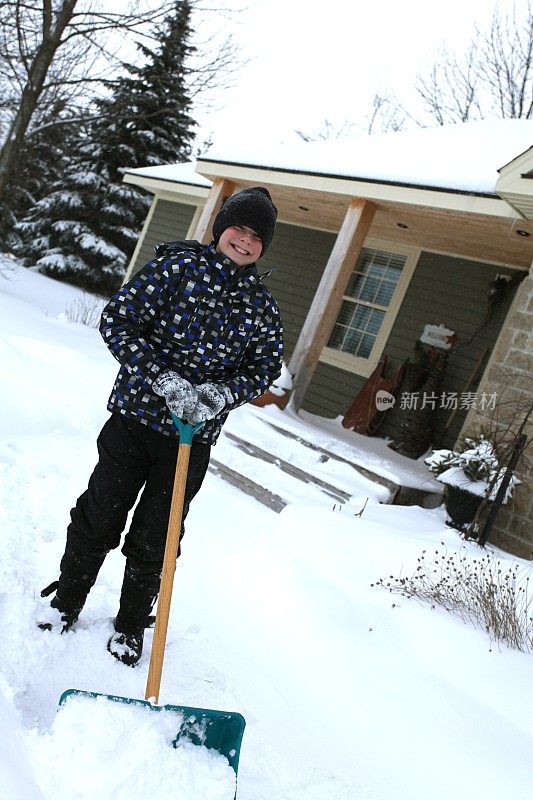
top-left (249, 389), bottom-right (290, 410)
top-left (443, 485), bottom-right (485, 529)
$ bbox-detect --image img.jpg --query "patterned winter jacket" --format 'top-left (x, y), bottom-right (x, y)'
top-left (100, 240), bottom-right (283, 444)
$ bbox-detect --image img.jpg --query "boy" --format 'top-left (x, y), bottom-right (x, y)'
top-left (40, 186), bottom-right (283, 666)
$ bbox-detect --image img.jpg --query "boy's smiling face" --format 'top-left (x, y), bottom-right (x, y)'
top-left (216, 225), bottom-right (263, 267)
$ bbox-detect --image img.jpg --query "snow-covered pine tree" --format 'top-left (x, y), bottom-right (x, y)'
top-left (0, 103), bottom-right (76, 250)
top-left (16, 1), bottom-right (196, 295)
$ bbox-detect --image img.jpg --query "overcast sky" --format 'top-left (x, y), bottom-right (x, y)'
top-left (192, 0), bottom-right (528, 149)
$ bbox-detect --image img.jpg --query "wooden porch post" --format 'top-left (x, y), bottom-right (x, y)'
top-left (192, 177), bottom-right (235, 243)
top-left (288, 199), bottom-right (376, 411)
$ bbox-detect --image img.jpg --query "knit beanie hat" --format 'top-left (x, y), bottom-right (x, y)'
top-left (212, 187), bottom-right (278, 258)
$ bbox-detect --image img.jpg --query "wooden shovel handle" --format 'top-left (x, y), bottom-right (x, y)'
top-left (145, 442), bottom-right (191, 703)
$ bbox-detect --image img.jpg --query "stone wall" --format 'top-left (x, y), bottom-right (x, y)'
top-left (461, 263), bottom-right (533, 559)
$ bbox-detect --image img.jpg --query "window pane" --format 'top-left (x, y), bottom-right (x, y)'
top-left (327, 302), bottom-right (385, 357)
top-left (336, 302), bottom-right (371, 328)
top-left (327, 323), bottom-right (343, 349)
top-left (358, 275), bottom-right (380, 302)
top-left (366, 308), bottom-right (385, 334)
top-left (375, 280), bottom-right (395, 306)
top-left (328, 245), bottom-right (407, 361)
top-left (345, 249), bottom-right (406, 308)
top-left (357, 333), bottom-right (376, 358)
top-left (328, 323), bottom-right (363, 354)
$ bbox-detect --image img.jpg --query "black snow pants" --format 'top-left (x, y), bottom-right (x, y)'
top-left (67, 412), bottom-right (211, 568)
top-left (54, 413), bottom-right (211, 632)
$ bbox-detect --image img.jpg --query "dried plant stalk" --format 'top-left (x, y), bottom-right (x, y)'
top-left (373, 545), bottom-right (533, 652)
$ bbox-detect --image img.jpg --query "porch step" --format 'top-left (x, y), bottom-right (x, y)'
top-left (209, 423), bottom-right (392, 513)
top-left (211, 407), bottom-right (443, 513)
top-left (209, 440), bottom-right (354, 513)
top-left (259, 419), bottom-right (401, 499)
top-left (224, 432), bottom-right (351, 503)
top-left (209, 458), bottom-right (287, 512)
top-left (243, 413), bottom-right (442, 509)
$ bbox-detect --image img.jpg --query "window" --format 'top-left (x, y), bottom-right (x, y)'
top-left (321, 244), bottom-right (416, 377)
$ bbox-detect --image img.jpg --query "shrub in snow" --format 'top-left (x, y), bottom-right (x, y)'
top-left (64, 295), bottom-right (107, 327)
top-left (425, 436), bottom-right (520, 503)
top-left (373, 546), bottom-right (533, 653)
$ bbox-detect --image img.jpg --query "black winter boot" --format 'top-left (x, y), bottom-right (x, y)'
top-left (39, 549), bottom-right (106, 632)
top-left (38, 580), bottom-right (81, 632)
top-left (107, 630), bottom-right (145, 667)
top-left (107, 559), bottom-right (161, 666)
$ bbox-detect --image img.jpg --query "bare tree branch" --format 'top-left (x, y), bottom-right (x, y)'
top-left (414, 0), bottom-right (533, 125)
top-left (369, 1), bottom-right (533, 131)
top-left (0, 0), bottom-right (241, 214)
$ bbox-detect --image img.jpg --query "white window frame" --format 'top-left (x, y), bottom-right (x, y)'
top-left (320, 238), bottom-right (420, 378)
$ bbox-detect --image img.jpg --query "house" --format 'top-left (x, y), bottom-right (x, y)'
top-left (122, 119), bottom-right (533, 558)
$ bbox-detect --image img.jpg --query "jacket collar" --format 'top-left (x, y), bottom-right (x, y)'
top-left (154, 239), bottom-right (270, 290)
top-left (204, 243), bottom-right (276, 282)
top-left (204, 243), bottom-right (262, 287)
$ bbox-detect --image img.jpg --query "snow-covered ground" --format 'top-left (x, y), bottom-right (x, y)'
top-left (1, 256), bottom-right (533, 800)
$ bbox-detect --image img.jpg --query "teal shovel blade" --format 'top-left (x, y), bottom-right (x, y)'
top-left (59, 689), bottom-right (246, 774)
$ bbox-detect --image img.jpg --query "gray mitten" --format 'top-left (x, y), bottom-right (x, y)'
top-left (153, 370), bottom-right (197, 419)
top-left (187, 383), bottom-right (232, 424)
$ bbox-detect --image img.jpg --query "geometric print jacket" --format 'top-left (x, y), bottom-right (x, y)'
top-left (100, 240), bottom-right (284, 444)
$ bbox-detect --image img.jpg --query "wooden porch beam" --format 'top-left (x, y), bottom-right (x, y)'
top-left (192, 177), bottom-right (235, 243)
top-left (288, 199), bottom-right (376, 411)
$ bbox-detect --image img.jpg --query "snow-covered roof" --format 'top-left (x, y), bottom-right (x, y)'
top-left (122, 161), bottom-right (212, 188)
top-left (201, 119), bottom-right (533, 196)
top-left (123, 120), bottom-right (533, 198)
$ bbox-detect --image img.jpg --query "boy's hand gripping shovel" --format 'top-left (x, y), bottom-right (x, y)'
top-left (59, 416), bottom-right (246, 785)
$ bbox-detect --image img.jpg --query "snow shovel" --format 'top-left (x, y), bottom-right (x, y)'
top-left (59, 415), bottom-right (246, 778)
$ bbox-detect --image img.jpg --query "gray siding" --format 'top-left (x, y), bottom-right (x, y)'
top-left (131, 198), bottom-right (197, 276)
top-left (304, 251), bottom-right (519, 449)
top-left (259, 222), bottom-right (336, 359)
top-left (307, 362), bottom-right (367, 422)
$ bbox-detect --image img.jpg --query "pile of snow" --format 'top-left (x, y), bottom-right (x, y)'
top-left (28, 694), bottom-right (235, 800)
top-left (268, 360), bottom-right (293, 395)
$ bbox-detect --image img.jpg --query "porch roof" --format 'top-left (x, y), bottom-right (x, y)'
top-left (198, 119), bottom-right (533, 197)
top-left (122, 120), bottom-right (533, 267)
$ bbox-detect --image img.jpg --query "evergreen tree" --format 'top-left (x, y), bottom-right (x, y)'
top-left (0, 103), bottom-right (76, 250)
top-left (16, 1), bottom-right (196, 294)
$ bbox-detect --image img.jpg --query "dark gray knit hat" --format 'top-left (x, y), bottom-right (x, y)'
top-left (212, 187), bottom-right (278, 257)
